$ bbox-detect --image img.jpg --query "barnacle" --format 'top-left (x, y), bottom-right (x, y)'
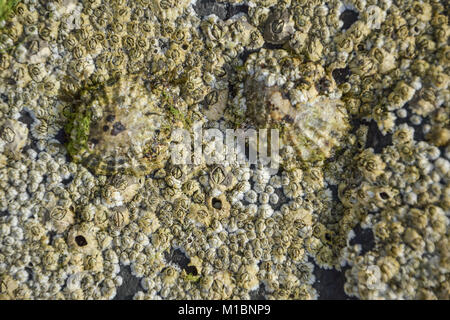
top-left (0, 119), bottom-right (28, 159)
top-left (67, 223), bottom-right (98, 255)
top-left (48, 205), bottom-right (75, 233)
top-left (0, 0), bottom-right (448, 302)
top-left (263, 8), bottom-right (294, 45)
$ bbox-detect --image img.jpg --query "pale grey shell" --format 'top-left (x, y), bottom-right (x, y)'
top-left (263, 9), bottom-right (294, 45)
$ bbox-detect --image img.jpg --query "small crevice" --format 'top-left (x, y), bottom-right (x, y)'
top-left (0, 210), bottom-right (9, 217)
top-left (193, 0), bottom-right (228, 20)
top-left (114, 266), bottom-right (143, 300)
top-left (62, 176), bottom-right (74, 186)
top-left (1, 93), bottom-right (9, 103)
top-left (263, 42), bottom-right (285, 50)
top-left (313, 264), bottom-right (355, 300)
top-left (364, 120), bottom-right (392, 154)
top-left (47, 231), bottom-right (57, 245)
top-left (249, 283), bottom-right (267, 300)
top-left (164, 248), bottom-right (197, 276)
top-left (238, 48), bottom-right (260, 64)
top-left (349, 224), bottom-right (375, 255)
top-left (54, 128), bottom-right (68, 145)
top-left (18, 109), bottom-right (35, 129)
top-left (340, 9), bottom-right (359, 30)
top-left (332, 67), bottom-right (351, 85)
top-left (226, 4), bottom-right (249, 19)
top-left (18, 109), bottom-right (40, 155)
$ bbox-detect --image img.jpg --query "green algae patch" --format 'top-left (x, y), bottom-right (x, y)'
top-left (183, 273), bottom-right (201, 283)
top-left (0, 0), bottom-right (20, 24)
top-left (64, 109), bottom-right (92, 159)
top-left (62, 76), bottom-right (175, 176)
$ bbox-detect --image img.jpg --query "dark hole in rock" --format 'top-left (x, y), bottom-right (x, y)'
top-left (194, 0), bottom-right (228, 20)
top-left (340, 9), bottom-right (359, 30)
top-left (332, 67), bottom-right (351, 85)
top-left (357, 43), bottom-right (365, 51)
top-left (47, 230), bottom-right (56, 245)
top-left (62, 176), bottom-right (73, 185)
top-left (18, 110), bottom-right (34, 128)
top-left (185, 266), bottom-right (198, 276)
top-left (54, 128), bottom-right (68, 145)
top-left (1, 93), bottom-right (9, 103)
top-left (212, 197), bottom-right (222, 209)
top-left (75, 235), bottom-right (88, 247)
top-left (316, 77), bottom-right (332, 93)
top-left (239, 48), bottom-right (260, 63)
top-left (380, 192), bottom-right (389, 200)
top-left (263, 42), bottom-right (285, 50)
top-left (365, 120), bottom-right (392, 153)
top-left (227, 4), bottom-right (249, 19)
top-left (349, 224), bottom-right (375, 254)
top-left (106, 114), bottom-right (115, 122)
top-left (282, 114), bottom-right (295, 123)
top-left (165, 248), bottom-right (190, 271)
top-left (0, 210), bottom-right (9, 217)
top-left (103, 125), bottom-right (110, 132)
top-left (6, 78), bottom-right (16, 85)
top-left (329, 184), bottom-right (339, 200)
top-left (114, 265), bottom-right (143, 300)
top-left (249, 282), bottom-right (267, 300)
top-left (181, 44), bottom-right (188, 50)
top-left (111, 122), bottom-right (126, 136)
top-left (313, 263), bottom-right (355, 300)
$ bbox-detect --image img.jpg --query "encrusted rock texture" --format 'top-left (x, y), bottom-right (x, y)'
top-left (0, 0), bottom-right (448, 300)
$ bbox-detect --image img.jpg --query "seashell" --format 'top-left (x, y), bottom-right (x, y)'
top-left (0, 119), bottom-right (28, 159)
top-left (48, 205), bottom-right (75, 233)
top-left (203, 89), bottom-right (228, 121)
top-left (244, 77), bottom-right (349, 163)
top-left (110, 206), bottom-right (129, 230)
top-left (263, 9), bottom-right (295, 45)
top-left (0, 275), bottom-right (18, 300)
top-left (67, 223), bottom-right (98, 255)
top-left (65, 76), bottom-right (176, 176)
top-left (102, 175), bottom-right (144, 205)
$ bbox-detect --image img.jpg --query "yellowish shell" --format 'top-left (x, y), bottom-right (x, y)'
top-left (245, 79), bottom-right (349, 162)
top-left (65, 76), bottom-right (172, 176)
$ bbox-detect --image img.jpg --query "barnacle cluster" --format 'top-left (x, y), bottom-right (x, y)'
top-left (0, 0), bottom-right (448, 300)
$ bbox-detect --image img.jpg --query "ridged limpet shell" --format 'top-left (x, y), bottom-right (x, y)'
top-left (245, 78), bottom-right (349, 162)
top-left (65, 76), bottom-right (172, 176)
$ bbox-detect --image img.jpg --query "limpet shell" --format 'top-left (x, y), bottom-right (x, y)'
top-left (245, 79), bottom-right (349, 162)
top-left (263, 9), bottom-right (295, 45)
top-left (65, 76), bottom-right (174, 176)
top-left (0, 119), bottom-right (28, 159)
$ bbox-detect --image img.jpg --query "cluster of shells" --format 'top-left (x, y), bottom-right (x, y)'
top-left (0, 0), bottom-right (448, 300)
